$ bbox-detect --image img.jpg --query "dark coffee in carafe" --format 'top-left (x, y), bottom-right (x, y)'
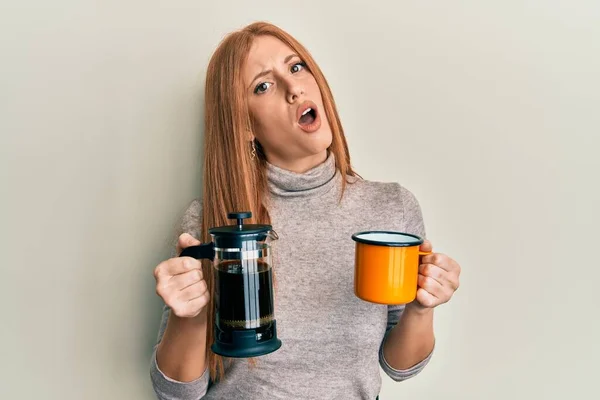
top-left (216, 260), bottom-right (274, 330)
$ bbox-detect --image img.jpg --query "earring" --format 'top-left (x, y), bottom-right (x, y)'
top-left (251, 140), bottom-right (257, 160)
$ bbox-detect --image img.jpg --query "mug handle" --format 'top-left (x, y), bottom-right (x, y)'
top-left (418, 238), bottom-right (432, 257)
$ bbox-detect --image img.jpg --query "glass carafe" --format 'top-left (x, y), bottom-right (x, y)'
top-left (179, 211), bottom-right (281, 358)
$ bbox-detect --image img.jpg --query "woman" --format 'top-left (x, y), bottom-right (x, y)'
top-left (150, 21), bottom-right (461, 400)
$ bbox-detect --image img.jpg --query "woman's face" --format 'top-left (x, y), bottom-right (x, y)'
top-left (244, 36), bottom-right (332, 172)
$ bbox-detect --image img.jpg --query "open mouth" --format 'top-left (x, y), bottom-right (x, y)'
top-left (299, 107), bottom-right (317, 126)
top-left (296, 101), bottom-right (321, 133)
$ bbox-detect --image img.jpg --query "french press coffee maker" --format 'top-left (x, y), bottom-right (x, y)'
top-left (179, 211), bottom-right (282, 358)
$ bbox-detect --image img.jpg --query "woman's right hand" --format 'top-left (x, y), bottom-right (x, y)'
top-left (153, 233), bottom-right (210, 318)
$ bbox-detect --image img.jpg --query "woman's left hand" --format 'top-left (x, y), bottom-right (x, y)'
top-left (408, 240), bottom-right (461, 312)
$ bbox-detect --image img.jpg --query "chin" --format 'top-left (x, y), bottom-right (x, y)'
top-left (304, 128), bottom-right (332, 154)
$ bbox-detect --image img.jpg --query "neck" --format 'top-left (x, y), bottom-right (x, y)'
top-left (265, 150), bottom-right (328, 174)
top-left (266, 150), bottom-right (338, 199)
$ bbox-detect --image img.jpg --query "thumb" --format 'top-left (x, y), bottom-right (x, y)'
top-left (176, 233), bottom-right (202, 256)
top-left (419, 239), bottom-right (433, 253)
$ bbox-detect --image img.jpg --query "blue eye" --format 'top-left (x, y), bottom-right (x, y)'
top-left (291, 62), bottom-right (306, 73)
top-left (254, 82), bottom-right (272, 94)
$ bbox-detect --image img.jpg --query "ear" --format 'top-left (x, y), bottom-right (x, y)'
top-left (245, 117), bottom-right (255, 141)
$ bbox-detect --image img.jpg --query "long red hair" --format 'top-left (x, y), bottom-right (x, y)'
top-left (200, 21), bottom-right (358, 381)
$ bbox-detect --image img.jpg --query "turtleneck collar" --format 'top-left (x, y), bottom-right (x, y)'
top-left (266, 151), bottom-right (338, 199)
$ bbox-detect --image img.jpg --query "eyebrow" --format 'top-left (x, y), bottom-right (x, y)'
top-left (248, 53), bottom-right (300, 90)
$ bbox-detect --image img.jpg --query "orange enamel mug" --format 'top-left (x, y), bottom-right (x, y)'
top-left (351, 231), bottom-right (431, 305)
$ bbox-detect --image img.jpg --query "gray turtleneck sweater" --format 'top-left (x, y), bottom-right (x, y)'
top-left (150, 153), bottom-right (433, 399)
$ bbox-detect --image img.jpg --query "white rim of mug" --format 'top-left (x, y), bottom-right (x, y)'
top-left (351, 231), bottom-right (424, 247)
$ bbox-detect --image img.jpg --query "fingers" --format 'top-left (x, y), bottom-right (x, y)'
top-left (417, 273), bottom-right (445, 299)
top-left (156, 275), bottom-right (210, 318)
top-left (154, 257), bottom-right (201, 279)
top-left (169, 269), bottom-right (203, 291)
top-left (415, 287), bottom-right (438, 308)
top-left (418, 263), bottom-right (448, 286)
top-left (171, 282), bottom-right (210, 318)
top-left (176, 233), bottom-right (202, 256)
top-left (178, 280), bottom-right (208, 302)
top-left (182, 292), bottom-right (211, 318)
top-left (420, 253), bottom-right (455, 272)
top-left (413, 247), bottom-right (462, 310)
top-left (419, 253), bottom-right (461, 292)
top-left (152, 233), bottom-right (210, 319)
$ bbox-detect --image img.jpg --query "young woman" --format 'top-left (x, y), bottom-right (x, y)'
top-left (150, 21), bottom-right (461, 400)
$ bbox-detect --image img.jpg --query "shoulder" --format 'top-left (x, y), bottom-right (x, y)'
top-left (182, 198), bottom-right (202, 218)
top-left (166, 198), bottom-right (203, 257)
top-left (347, 178), bottom-right (426, 237)
top-left (349, 178), bottom-right (421, 209)
top-left (178, 198), bottom-right (203, 239)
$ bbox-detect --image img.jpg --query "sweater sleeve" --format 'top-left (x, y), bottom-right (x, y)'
top-left (150, 305), bottom-right (210, 399)
top-left (149, 199), bottom-right (210, 399)
top-left (378, 184), bottom-right (434, 381)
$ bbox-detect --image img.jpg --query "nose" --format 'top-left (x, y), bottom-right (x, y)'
top-left (285, 79), bottom-right (304, 104)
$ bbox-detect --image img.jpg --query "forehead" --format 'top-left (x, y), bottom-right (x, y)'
top-left (244, 36), bottom-right (294, 75)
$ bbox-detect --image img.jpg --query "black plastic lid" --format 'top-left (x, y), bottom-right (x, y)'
top-left (208, 212), bottom-right (271, 245)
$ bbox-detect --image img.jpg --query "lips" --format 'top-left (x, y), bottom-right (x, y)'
top-left (296, 100), bottom-right (321, 133)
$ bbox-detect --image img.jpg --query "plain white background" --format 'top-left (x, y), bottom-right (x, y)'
top-left (1, 1), bottom-right (599, 399)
